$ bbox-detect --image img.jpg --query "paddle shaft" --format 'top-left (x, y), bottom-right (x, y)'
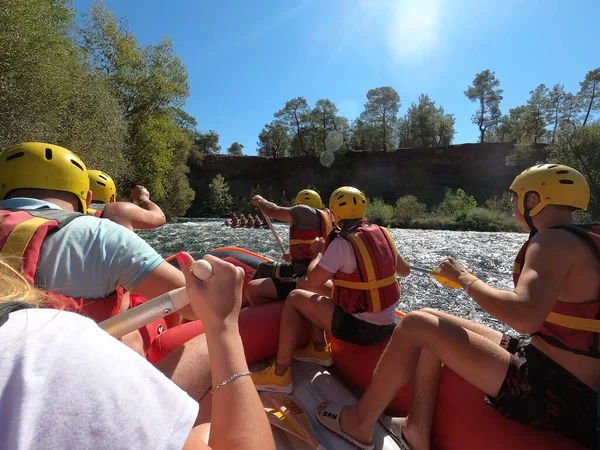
top-left (99, 259), bottom-right (213, 338)
top-left (260, 207), bottom-right (287, 256)
top-left (410, 265), bottom-right (432, 275)
top-left (99, 288), bottom-right (189, 338)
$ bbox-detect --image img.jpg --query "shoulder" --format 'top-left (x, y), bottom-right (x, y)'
top-left (525, 228), bottom-right (583, 265)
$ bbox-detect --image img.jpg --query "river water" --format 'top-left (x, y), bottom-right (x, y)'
top-left (138, 219), bottom-right (527, 335)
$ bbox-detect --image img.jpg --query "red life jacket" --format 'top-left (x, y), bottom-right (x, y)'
top-left (289, 208), bottom-right (334, 264)
top-left (0, 209), bottom-right (123, 323)
top-left (513, 225), bottom-right (600, 358)
top-left (331, 224), bottom-right (400, 314)
top-left (87, 203), bottom-right (106, 218)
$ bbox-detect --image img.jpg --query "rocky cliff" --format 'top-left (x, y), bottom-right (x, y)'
top-left (187, 143), bottom-right (527, 215)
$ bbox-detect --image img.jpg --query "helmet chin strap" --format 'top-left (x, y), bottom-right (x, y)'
top-left (523, 192), bottom-right (538, 237)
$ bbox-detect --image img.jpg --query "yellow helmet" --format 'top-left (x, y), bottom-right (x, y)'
top-left (329, 186), bottom-right (367, 221)
top-left (509, 164), bottom-right (590, 217)
top-left (295, 189), bottom-right (322, 209)
top-left (88, 170), bottom-right (117, 204)
top-left (0, 142), bottom-right (90, 213)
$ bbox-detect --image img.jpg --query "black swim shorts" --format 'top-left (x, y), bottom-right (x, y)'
top-left (272, 277), bottom-right (299, 300)
top-left (253, 261), bottom-right (297, 280)
top-left (485, 335), bottom-right (598, 449)
top-left (330, 305), bottom-right (396, 346)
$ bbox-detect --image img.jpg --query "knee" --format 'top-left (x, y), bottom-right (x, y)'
top-left (286, 289), bottom-right (304, 304)
top-left (420, 307), bottom-right (441, 316)
top-left (396, 310), bottom-right (434, 336)
top-left (246, 280), bottom-right (259, 297)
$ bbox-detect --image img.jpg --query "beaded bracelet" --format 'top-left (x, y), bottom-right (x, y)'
top-left (210, 371), bottom-right (251, 394)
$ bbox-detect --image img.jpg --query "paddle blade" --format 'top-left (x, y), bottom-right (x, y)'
top-left (263, 397), bottom-right (307, 441)
top-left (267, 393), bottom-right (323, 449)
top-left (429, 270), bottom-right (462, 289)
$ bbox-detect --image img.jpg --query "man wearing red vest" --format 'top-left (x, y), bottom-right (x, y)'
top-left (0, 142), bottom-right (211, 402)
top-left (87, 170), bottom-right (166, 231)
top-left (315, 165), bottom-right (599, 450)
top-left (246, 189), bottom-right (335, 306)
top-left (251, 186), bottom-right (410, 393)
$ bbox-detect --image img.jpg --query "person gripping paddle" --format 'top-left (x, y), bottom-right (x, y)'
top-left (245, 189), bottom-right (335, 307)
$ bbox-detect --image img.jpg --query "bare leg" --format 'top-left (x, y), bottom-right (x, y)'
top-left (246, 278), bottom-right (279, 306)
top-left (296, 277), bottom-right (333, 297)
top-left (275, 289), bottom-right (336, 374)
top-left (402, 349), bottom-right (442, 450)
top-left (154, 333), bottom-right (212, 402)
top-left (338, 310), bottom-right (511, 446)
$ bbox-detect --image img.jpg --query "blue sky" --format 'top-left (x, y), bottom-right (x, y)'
top-left (73, 0), bottom-right (598, 155)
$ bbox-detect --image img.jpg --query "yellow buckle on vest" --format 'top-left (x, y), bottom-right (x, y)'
top-left (87, 208), bottom-right (98, 216)
top-left (545, 312), bottom-right (600, 333)
top-left (333, 274), bottom-right (399, 291)
top-left (289, 239), bottom-right (315, 246)
top-left (513, 262), bottom-right (521, 274)
top-left (0, 217), bottom-right (51, 274)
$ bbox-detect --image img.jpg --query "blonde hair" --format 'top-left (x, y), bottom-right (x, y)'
top-left (0, 260), bottom-right (49, 307)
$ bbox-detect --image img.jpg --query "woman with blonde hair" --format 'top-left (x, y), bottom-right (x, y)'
top-left (0, 255), bottom-right (274, 450)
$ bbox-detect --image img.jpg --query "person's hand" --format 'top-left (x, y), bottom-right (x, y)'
top-left (311, 237), bottom-right (325, 256)
top-left (251, 195), bottom-right (265, 207)
top-left (177, 252), bottom-right (245, 332)
top-left (282, 253), bottom-right (292, 263)
top-left (130, 185), bottom-right (150, 204)
top-left (439, 257), bottom-right (472, 284)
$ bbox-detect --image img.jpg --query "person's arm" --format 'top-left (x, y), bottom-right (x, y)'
top-left (439, 230), bottom-right (572, 333)
top-left (251, 195), bottom-right (292, 222)
top-left (103, 202), bottom-right (166, 231)
top-left (305, 238), bottom-right (336, 289)
top-left (132, 261), bottom-right (197, 321)
top-left (395, 252), bottom-right (410, 277)
top-left (178, 253), bottom-right (275, 450)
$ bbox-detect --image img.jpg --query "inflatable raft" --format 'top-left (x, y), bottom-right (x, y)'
top-left (151, 247), bottom-right (584, 450)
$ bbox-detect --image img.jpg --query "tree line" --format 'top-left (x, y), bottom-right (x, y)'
top-left (0, 0), bottom-right (203, 217)
top-left (200, 67), bottom-right (598, 158)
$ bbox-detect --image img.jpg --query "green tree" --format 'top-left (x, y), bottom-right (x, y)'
top-left (549, 124), bottom-right (600, 219)
top-left (465, 70), bottom-right (503, 143)
top-left (400, 94), bottom-right (455, 147)
top-left (204, 174), bottom-right (234, 217)
top-left (360, 87), bottom-right (401, 151)
top-left (394, 195), bottom-right (427, 225)
top-left (545, 84), bottom-right (567, 144)
top-left (0, 0), bottom-right (127, 179)
top-left (195, 130), bottom-right (221, 154)
top-left (275, 97), bottom-right (310, 156)
top-left (79, 1), bottom-right (194, 209)
top-left (437, 188), bottom-right (478, 216)
top-left (227, 141), bottom-right (244, 156)
top-left (523, 84), bottom-right (549, 144)
top-left (496, 106), bottom-right (528, 143)
top-left (350, 118), bottom-right (381, 152)
top-left (257, 120), bottom-right (290, 158)
top-left (307, 99), bottom-right (346, 155)
top-left (578, 68), bottom-right (600, 126)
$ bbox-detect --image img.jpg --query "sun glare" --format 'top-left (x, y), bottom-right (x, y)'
top-left (387, 0), bottom-right (442, 64)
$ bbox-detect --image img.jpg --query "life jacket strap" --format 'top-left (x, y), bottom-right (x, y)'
top-left (545, 312), bottom-right (600, 332)
top-left (333, 274), bottom-right (398, 290)
top-left (0, 217), bottom-right (51, 274)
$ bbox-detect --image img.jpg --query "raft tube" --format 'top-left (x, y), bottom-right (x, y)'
top-left (149, 248), bottom-right (584, 450)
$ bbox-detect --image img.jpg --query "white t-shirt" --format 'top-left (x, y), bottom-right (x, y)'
top-left (0, 308), bottom-right (198, 450)
top-left (318, 236), bottom-right (397, 325)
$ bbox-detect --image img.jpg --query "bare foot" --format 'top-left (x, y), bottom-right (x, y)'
top-left (339, 405), bottom-right (374, 446)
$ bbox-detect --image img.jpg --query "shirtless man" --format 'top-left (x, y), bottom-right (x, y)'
top-left (87, 170), bottom-right (166, 231)
top-left (316, 164), bottom-right (599, 450)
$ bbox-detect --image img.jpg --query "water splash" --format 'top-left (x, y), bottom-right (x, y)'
top-left (138, 220), bottom-right (527, 335)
